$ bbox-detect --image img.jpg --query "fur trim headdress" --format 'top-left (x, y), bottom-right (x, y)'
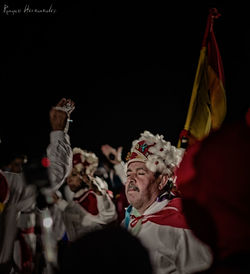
top-left (73, 147), bottom-right (99, 176)
top-left (126, 130), bottom-right (184, 178)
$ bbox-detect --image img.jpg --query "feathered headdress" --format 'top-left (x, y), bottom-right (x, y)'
top-left (126, 130), bottom-right (184, 178)
top-left (73, 147), bottom-right (99, 176)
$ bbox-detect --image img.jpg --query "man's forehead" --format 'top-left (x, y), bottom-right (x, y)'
top-left (127, 161), bottom-right (147, 170)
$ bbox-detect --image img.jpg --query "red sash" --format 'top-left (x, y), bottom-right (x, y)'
top-left (130, 198), bottom-right (190, 229)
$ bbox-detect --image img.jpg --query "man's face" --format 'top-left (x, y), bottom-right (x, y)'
top-left (66, 168), bottom-right (82, 192)
top-left (125, 161), bottom-right (160, 214)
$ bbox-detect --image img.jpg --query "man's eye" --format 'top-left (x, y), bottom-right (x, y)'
top-left (138, 172), bottom-right (145, 175)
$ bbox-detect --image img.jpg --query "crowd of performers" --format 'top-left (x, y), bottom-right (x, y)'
top-left (0, 98), bottom-right (249, 274)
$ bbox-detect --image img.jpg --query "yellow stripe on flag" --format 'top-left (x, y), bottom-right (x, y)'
top-left (177, 8), bottom-right (226, 148)
top-left (183, 47), bottom-right (212, 140)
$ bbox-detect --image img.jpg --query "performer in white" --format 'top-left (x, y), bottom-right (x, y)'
top-left (123, 130), bottom-right (213, 274)
top-left (54, 147), bottom-right (117, 242)
top-left (0, 98), bottom-right (74, 273)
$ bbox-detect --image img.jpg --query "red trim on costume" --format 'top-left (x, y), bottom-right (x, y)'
top-left (17, 227), bottom-right (35, 272)
top-left (130, 198), bottom-right (190, 229)
top-left (20, 227), bottom-right (35, 234)
top-left (74, 190), bottom-right (99, 215)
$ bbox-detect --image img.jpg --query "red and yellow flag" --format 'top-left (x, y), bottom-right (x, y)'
top-left (178, 8), bottom-right (226, 148)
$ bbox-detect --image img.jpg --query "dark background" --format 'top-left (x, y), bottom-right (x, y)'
top-left (0, 1), bottom-right (249, 161)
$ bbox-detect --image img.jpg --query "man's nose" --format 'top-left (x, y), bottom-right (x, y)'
top-left (127, 174), bottom-right (136, 184)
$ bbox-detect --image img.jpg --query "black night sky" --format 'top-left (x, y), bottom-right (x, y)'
top-left (0, 1), bottom-right (249, 161)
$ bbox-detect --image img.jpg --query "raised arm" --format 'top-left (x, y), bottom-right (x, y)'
top-left (47, 98), bottom-right (75, 190)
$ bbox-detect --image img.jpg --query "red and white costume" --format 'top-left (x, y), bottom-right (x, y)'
top-left (56, 147), bottom-right (117, 242)
top-left (123, 130), bottom-right (213, 274)
top-left (0, 130), bottom-right (73, 271)
top-left (56, 176), bottom-right (117, 242)
top-left (123, 196), bottom-right (212, 274)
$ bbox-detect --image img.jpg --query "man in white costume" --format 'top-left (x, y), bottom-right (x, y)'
top-left (123, 130), bottom-right (213, 274)
top-left (54, 147), bottom-right (117, 242)
top-left (0, 98), bottom-right (74, 273)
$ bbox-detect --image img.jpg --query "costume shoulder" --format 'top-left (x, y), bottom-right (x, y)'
top-left (146, 198), bottom-right (190, 229)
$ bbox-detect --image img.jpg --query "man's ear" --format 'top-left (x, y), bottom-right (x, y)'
top-left (158, 175), bottom-right (169, 191)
